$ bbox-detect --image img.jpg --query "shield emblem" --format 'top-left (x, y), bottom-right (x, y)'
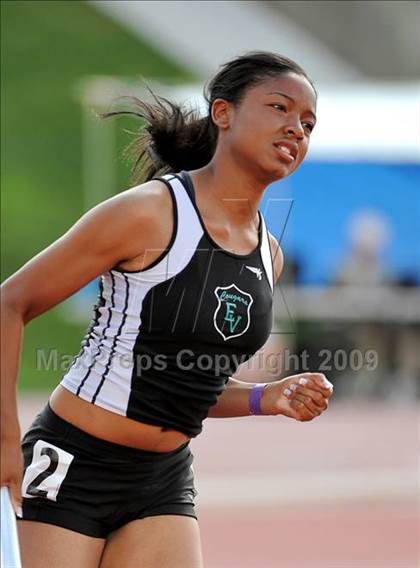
top-left (213, 284), bottom-right (254, 341)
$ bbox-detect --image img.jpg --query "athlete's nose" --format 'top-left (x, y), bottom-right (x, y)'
top-left (283, 115), bottom-right (304, 140)
top-left (284, 123), bottom-right (304, 140)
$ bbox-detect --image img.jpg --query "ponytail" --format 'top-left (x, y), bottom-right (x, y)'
top-left (100, 85), bottom-right (218, 185)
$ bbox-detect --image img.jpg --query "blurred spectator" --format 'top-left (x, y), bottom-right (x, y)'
top-left (331, 210), bottom-right (419, 401)
top-left (335, 210), bottom-right (392, 286)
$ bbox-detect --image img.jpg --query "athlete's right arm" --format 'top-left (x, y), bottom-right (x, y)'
top-left (0, 180), bottom-right (172, 513)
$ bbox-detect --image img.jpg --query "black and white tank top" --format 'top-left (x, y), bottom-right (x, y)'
top-left (61, 171), bottom-right (274, 437)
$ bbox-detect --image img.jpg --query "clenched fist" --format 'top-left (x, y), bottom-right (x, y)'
top-left (260, 372), bottom-right (333, 421)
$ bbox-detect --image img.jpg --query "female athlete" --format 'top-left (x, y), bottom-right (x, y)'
top-left (1, 51), bottom-right (333, 568)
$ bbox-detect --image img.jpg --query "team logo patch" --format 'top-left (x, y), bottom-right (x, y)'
top-left (213, 284), bottom-right (254, 341)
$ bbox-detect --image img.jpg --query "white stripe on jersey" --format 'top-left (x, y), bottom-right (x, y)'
top-left (61, 175), bottom-right (205, 415)
top-left (259, 213), bottom-right (274, 292)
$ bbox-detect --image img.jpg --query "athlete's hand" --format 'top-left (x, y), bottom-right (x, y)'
top-left (260, 372), bottom-right (333, 421)
top-left (1, 425), bottom-right (23, 517)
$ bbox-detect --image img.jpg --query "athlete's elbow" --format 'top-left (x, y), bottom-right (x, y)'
top-left (1, 282), bottom-right (35, 325)
top-left (1, 290), bottom-right (28, 329)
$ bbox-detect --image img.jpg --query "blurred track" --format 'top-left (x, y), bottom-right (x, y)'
top-left (18, 395), bottom-right (419, 567)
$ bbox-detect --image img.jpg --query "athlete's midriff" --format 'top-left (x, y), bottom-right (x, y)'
top-left (49, 385), bottom-right (192, 452)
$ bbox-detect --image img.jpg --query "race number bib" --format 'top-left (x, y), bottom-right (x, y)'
top-left (22, 440), bottom-right (74, 502)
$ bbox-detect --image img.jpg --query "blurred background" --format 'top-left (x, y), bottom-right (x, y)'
top-left (1, 1), bottom-right (419, 566)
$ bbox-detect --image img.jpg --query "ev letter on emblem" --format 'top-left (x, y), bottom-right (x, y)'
top-left (213, 284), bottom-right (254, 341)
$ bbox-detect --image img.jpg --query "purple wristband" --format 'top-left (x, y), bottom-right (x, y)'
top-left (249, 383), bottom-right (268, 415)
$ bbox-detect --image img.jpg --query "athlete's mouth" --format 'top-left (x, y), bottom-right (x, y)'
top-left (273, 140), bottom-right (298, 162)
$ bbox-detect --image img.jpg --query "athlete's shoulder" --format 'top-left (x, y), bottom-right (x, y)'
top-left (267, 231), bottom-right (284, 284)
top-left (117, 178), bottom-right (174, 218)
top-left (68, 178), bottom-right (175, 268)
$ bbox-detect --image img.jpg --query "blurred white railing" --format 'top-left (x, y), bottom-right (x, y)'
top-left (274, 285), bottom-right (420, 322)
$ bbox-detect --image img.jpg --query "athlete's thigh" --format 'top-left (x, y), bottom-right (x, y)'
top-left (18, 520), bottom-right (105, 568)
top-left (99, 515), bottom-right (203, 568)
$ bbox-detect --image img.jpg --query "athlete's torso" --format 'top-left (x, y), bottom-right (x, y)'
top-left (56, 170), bottom-right (274, 444)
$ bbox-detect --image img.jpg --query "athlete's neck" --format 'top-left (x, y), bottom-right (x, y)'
top-left (190, 159), bottom-right (267, 228)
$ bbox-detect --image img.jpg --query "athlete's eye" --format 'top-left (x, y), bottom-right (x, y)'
top-left (271, 104), bottom-right (287, 112)
top-left (302, 122), bottom-right (315, 133)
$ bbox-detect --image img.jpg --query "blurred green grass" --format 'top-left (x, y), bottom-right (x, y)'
top-left (1, 1), bottom-right (195, 390)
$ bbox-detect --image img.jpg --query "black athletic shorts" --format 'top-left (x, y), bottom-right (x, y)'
top-left (18, 403), bottom-right (198, 538)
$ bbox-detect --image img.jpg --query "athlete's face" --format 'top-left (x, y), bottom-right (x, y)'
top-left (213, 73), bottom-right (317, 183)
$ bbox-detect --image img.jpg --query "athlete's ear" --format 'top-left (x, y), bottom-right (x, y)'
top-left (210, 98), bottom-right (233, 130)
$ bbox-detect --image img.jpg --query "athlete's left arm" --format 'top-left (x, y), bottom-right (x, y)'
top-left (207, 372), bottom-right (333, 420)
top-left (207, 235), bottom-right (333, 420)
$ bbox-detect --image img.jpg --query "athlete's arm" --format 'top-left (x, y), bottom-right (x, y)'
top-left (1, 180), bottom-right (173, 323)
top-left (207, 374), bottom-right (332, 419)
top-left (0, 179), bottom-right (173, 512)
